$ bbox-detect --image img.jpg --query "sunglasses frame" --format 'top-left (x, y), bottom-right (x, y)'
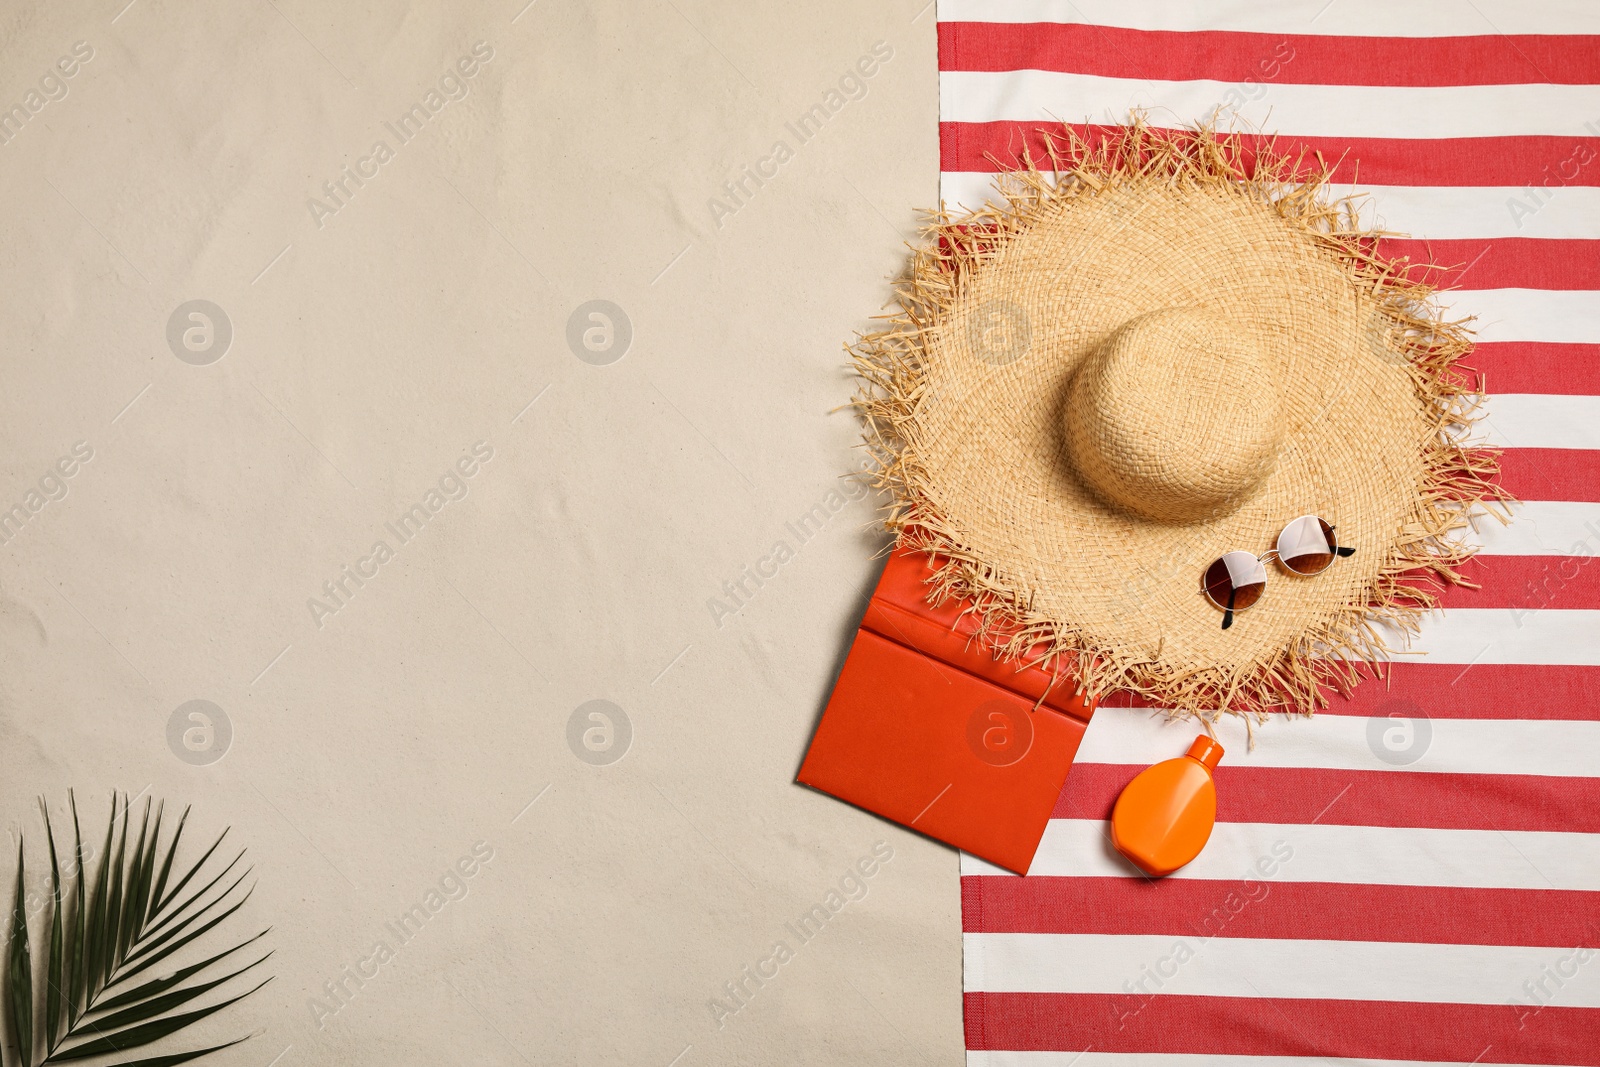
top-left (1201, 515), bottom-right (1356, 629)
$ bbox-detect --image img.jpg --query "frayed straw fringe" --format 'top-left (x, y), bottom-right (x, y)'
top-left (850, 119), bottom-right (1512, 723)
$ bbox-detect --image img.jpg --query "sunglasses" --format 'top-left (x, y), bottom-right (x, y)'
top-left (1202, 515), bottom-right (1356, 629)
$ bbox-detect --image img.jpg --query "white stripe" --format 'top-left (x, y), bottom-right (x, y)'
top-left (939, 173), bottom-right (1600, 239)
top-left (1343, 184), bottom-right (1600, 241)
top-left (962, 820), bottom-right (1600, 888)
top-left (1339, 608), bottom-right (1600, 666)
top-left (965, 932), bottom-right (1600, 1005)
top-left (969, 1055), bottom-right (1580, 1067)
top-left (1474, 501), bottom-right (1600, 555)
top-left (939, 170), bottom-right (1028, 212)
top-left (937, 0), bottom-right (1600, 37)
top-left (1393, 608), bottom-right (1600, 664)
top-left (940, 70), bottom-right (1600, 139)
top-left (1076, 712), bottom-right (1600, 777)
top-left (1442, 290), bottom-right (1600, 346)
top-left (1479, 394), bottom-right (1600, 449)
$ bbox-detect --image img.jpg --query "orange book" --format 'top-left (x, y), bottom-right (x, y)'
top-left (798, 548), bottom-right (1096, 875)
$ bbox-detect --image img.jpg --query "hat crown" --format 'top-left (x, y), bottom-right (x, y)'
top-left (1064, 307), bottom-right (1284, 524)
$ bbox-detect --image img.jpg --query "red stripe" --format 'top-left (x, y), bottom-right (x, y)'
top-left (1472, 342), bottom-right (1600, 395)
top-left (1098, 662), bottom-right (1600, 719)
top-left (1434, 555), bottom-right (1600, 611)
top-left (939, 22), bottom-right (1600, 86)
top-left (1382, 238), bottom-right (1600, 291)
top-left (941, 121), bottom-right (1600, 187)
top-left (1500, 448), bottom-right (1600, 501)
top-left (1323, 662), bottom-right (1600, 719)
top-left (962, 877), bottom-right (1600, 946)
top-left (1052, 764), bottom-right (1600, 833)
top-left (963, 991), bottom-right (1600, 1062)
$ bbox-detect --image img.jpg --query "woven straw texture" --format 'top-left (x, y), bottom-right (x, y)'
top-left (1064, 307), bottom-right (1285, 524)
top-left (854, 122), bottom-right (1507, 720)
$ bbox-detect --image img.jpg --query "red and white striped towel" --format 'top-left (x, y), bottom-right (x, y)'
top-left (942, 3), bottom-right (1600, 1063)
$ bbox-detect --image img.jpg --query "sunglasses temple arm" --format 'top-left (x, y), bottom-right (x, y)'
top-left (1327, 525), bottom-right (1356, 557)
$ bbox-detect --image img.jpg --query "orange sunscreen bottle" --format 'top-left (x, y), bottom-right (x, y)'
top-left (1110, 735), bottom-right (1223, 877)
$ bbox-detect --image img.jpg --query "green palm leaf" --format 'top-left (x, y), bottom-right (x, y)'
top-left (9, 839), bottom-right (33, 1067)
top-left (95, 932), bottom-right (269, 1013)
top-left (4, 793), bottom-right (271, 1067)
top-left (66, 794), bottom-right (86, 1031)
top-left (40, 802), bottom-right (64, 1053)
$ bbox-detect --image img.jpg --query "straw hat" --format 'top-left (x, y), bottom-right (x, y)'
top-left (854, 122), bottom-right (1506, 719)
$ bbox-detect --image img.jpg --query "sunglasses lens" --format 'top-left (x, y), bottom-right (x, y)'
top-left (1279, 516), bottom-right (1338, 576)
top-left (1203, 551), bottom-right (1267, 612)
